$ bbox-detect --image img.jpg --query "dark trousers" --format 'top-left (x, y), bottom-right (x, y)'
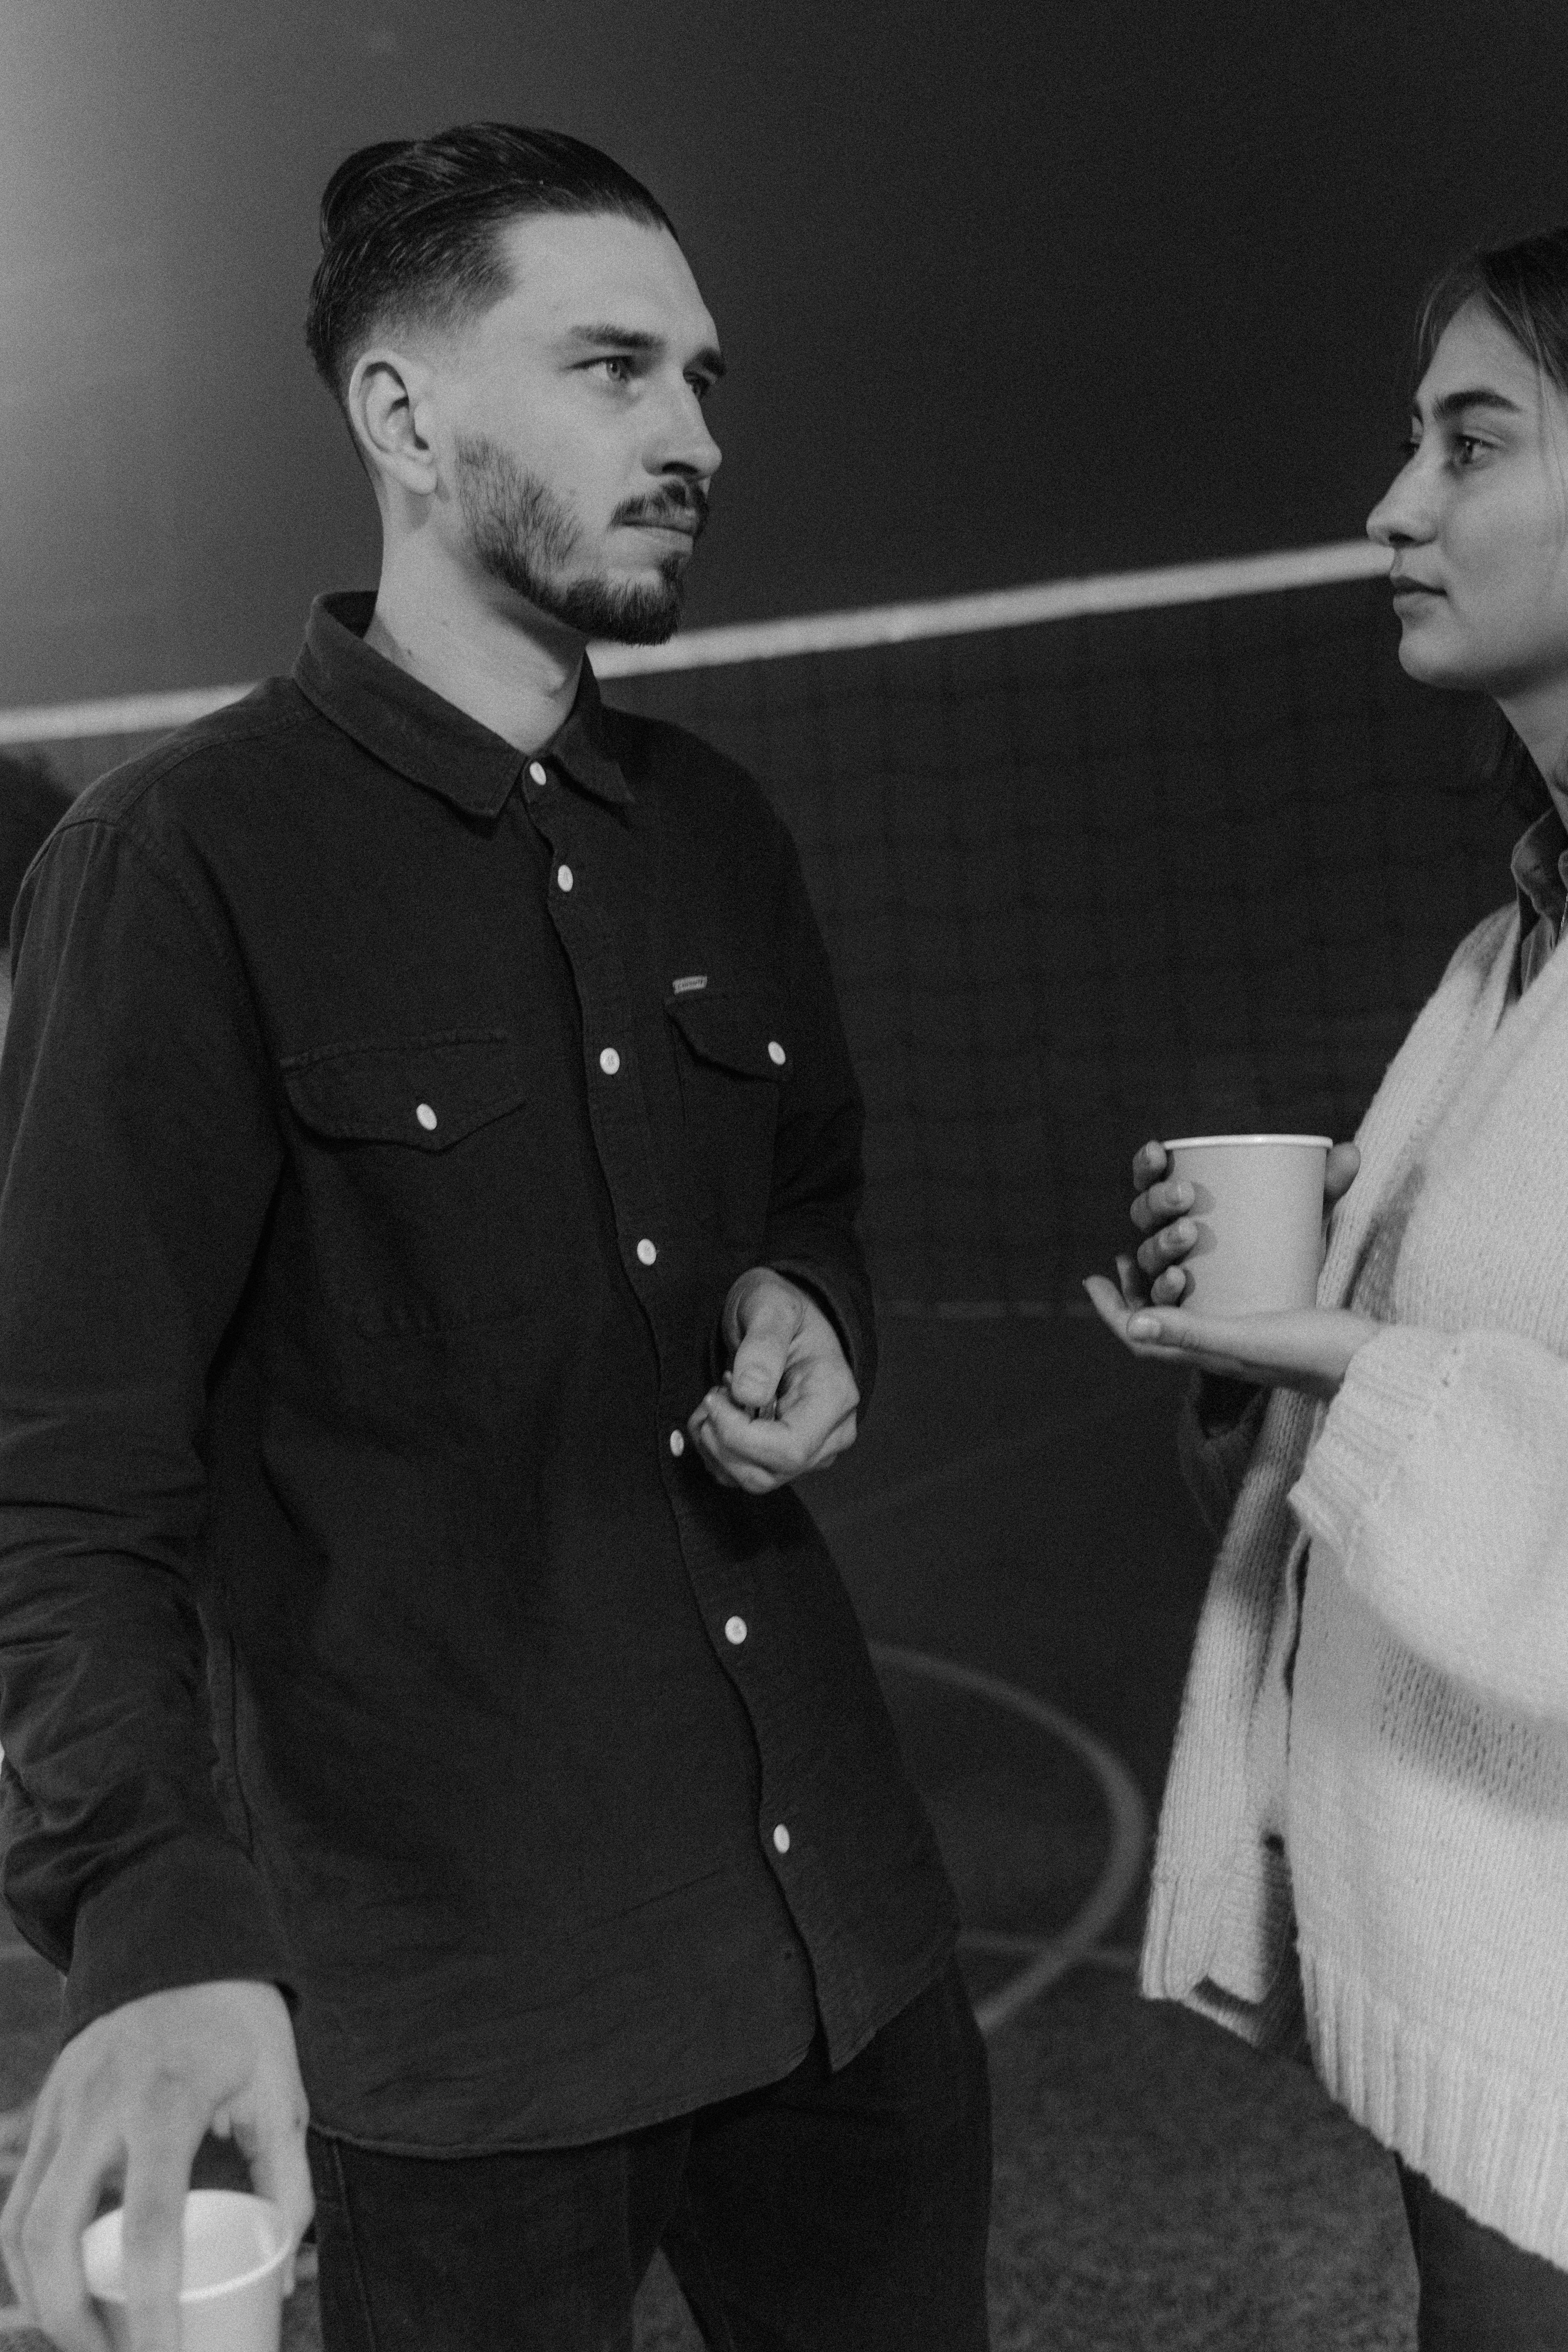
top-left (307, 1959), bottom-right (992, 2351)
top-left (1399, 2160), bottom-right (1568, 2350)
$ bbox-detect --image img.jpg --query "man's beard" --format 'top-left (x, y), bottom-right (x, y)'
top-left (454, 433), bottom-right (704, 645)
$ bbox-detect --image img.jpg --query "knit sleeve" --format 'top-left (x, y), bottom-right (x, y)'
top-left (1290, 1322), bottom-right (1568, 1722)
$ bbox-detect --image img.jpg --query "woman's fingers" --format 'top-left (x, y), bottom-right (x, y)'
top-left (1135, 1217), bottom-right (1197, 1280)
top-left (1130, 1139), bottom-right (1169, 1191)
top-left (1129, 1176), bottom-right (1193, 1236)
top-left (1325, 1141), bottom-right (1361, 1204)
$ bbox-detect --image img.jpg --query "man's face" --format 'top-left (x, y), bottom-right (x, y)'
top-left (1368, 298), bottom-right (1568, 701)
top-left (430, 210), bottom-right (724, 644)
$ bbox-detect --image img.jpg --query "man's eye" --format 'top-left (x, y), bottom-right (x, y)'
top-left (590, 357), bottom-right (634, 384)
top-left (1399, 434), bottom-right (1420, 458)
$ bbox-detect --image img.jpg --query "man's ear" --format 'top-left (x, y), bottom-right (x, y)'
top-left (346, 347), bottom-right (439, 498)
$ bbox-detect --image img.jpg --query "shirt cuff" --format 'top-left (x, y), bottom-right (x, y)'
top-left (62, 1837), bottom-right (297, 2042)
top-left (1289, 1324), bottom-right (1459, 1568)
top-left (764, 1259), bottom-right (873, 1397)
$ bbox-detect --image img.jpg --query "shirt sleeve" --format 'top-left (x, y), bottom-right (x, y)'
top-left (1289, 1321), bottom-right (1568, 1725)
top-left (0, 810), bottom-right (293, 2035)
top-left (759, 826), bottom-right (877, 1410)
top-left (1175, 1376), bottom-right (1270, 1539)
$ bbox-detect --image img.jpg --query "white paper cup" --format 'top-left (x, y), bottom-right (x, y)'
top-left (82, 2189), bottom-right (289, 2352)
top-left (1161, 1133), bottom-right (1332, 1317)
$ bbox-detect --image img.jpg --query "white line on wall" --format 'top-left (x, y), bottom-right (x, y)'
top-left (0, 538), bottom-right (1391, 746)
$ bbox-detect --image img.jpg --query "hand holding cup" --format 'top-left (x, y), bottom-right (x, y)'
top-left (1123, 1134), bottom-right (1362, 1311)
top-left (1083, 1132), bottom-right (1377, 1401)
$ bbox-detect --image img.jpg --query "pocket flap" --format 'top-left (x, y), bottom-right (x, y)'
top-left (664, 990), bottom-right (791, 1080)
top-left (280, 1031), bottom-right (525, 1150)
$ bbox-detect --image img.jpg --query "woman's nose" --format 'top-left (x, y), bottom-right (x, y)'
top-left (1367, 454), bottom-right (1434, 549)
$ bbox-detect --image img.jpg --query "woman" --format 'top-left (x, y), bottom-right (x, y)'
top-left (1088, 225), bottom-right (1568, 2346)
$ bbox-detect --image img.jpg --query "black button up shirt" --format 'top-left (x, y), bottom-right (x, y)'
top-left (0, 594), bottom-right (957, 2151)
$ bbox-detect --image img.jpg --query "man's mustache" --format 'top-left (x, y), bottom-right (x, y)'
top-left (613, 490), bottom-right (710, 538)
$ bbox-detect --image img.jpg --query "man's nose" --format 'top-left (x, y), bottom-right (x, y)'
top-left (650, 382), bottom-right (722, 485)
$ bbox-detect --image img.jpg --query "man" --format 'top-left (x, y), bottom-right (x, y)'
top-left (0, 753), bottom-right (73, 1047)
top-left (0, 126), bottom-right (990, 2351)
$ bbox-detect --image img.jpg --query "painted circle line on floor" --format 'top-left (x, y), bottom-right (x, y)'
top-left (869, 1643), bottom-right (1149, 2037)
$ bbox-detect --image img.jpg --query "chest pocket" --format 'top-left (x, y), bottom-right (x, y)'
top-left (279, 1031), bottom-right (532, 1334)
top-left (664, 989), bottom-right (789, 1251)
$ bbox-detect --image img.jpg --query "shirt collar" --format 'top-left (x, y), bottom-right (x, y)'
top-left (292, 590), bottom-right (632, 817)
top-left (1511, 801), bottom-right (1568, 929)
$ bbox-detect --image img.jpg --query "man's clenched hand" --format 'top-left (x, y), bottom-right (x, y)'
top-left (688, 1269), bottom-right (859, 1494)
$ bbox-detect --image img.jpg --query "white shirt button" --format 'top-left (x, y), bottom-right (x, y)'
top-left (557, 864), bottom-right (574, 893)
top-left (636, 1238), bottom-right (657, 1267)
top-left (772, 1823), bottom-right (791, 1855)
top-left (415, 1102), bottom-right (438, 1132)
top-left (724, 1615), bottom-right (748, 1646)
top-left (669, 1428), bottom-right (685, 1457)
top-left (767, 1040), bottom-right (786, 1067)
top-left (528, 761), bottom-right (547, 786)
top-left (599, 1047), bottom-right (621, 1076)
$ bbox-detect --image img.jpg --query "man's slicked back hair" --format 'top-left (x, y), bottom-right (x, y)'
top-left (304, 123), bottom-right (677, 411)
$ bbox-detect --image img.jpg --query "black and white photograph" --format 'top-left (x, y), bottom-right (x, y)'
top-left (2, 5), bottom-right (1568, 2347)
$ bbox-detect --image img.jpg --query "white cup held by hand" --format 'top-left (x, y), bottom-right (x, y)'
top-left (82, 2189), bottom-right (291, 2352)
top-left (1161, 1133), bottom-right (1332, 1317)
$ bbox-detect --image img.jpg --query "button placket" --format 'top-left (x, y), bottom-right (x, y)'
top-left (528, 793), bottom-right (682, 1490)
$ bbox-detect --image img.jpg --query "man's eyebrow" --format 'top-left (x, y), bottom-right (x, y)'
top-left (1425, 385), bottom-right (1526, 424)
top-left (561, 324), bottom-right (727, 379)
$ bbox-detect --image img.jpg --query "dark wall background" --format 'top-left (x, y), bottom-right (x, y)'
top-left (4, 0), bottom-right (1567, 708)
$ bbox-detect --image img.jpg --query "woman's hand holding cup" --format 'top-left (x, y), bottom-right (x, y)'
top-left (1083, 1136), bottom-right (1375, 1401)
top-left (1121, 1136), bottom-right (1362, 1310)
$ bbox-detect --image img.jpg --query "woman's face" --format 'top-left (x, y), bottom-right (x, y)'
top-left (1368, 298), bottom-right (1568, 707)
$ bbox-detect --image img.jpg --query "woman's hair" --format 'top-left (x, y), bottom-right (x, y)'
top-left (303, 123), bottom-right (675, 412)
top-left (1416, 226), bottom-right (1568, 817)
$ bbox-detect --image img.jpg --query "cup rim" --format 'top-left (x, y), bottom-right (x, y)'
top-left (1161, 1132), bottom-right (1333, 1151)
top-left (83, 2190), bottom-right (289, 2307)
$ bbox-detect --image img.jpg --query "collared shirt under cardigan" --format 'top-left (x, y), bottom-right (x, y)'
top-left (0, 592), bottom-right (957, 2154)
top-left (1512, 798), bottom-right (1568, 995)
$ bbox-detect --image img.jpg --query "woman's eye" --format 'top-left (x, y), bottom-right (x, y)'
top-left (1453, 435), bottom-right (1487, 466)
top-left (1399, 435), bottom-right (1420, 458)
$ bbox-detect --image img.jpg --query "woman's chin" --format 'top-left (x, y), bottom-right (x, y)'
top-left (1394, 628), bottom-right (1480, 691)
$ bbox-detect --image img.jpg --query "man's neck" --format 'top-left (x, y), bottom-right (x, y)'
top-left (364, 559), bottom-right (586, 756)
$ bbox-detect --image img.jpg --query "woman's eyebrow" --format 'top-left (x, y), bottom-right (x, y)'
top-left (1427, 386), bottom-right (1526, 424)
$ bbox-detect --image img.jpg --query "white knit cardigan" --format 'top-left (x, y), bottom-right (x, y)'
top-left (1142, 895), bottom-right (1568, 2266)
